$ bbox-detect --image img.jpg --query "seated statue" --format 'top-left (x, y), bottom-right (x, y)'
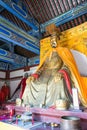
top-left (22, 31), bottom-right (87, 108)
top-left (22, 33), bottom-right (74, 109)
top-left (23, 51), bottom-right (73, 108)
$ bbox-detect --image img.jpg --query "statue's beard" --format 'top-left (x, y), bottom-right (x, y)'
top-left (43, 51), bottom-right (63, 70)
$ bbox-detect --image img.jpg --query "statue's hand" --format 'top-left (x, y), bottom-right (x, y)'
top-left (26, 76), bottom-right (35, 84)
top-left (54, 73), bottom-right (62, 82)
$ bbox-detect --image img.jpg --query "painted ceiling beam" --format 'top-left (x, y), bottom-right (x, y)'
top-left (0, 16), bottom-right (40, 55)
top-left (0, 48), bottom-right (14, 64)
top-left (0, 0), bottom-right (39, 30)
top-left (41, 2), bottom-right (87, 31)
top-left (0, 48), bottom-right (27, 67)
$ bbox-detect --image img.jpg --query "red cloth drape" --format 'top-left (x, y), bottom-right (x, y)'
top-left (19, 78), bottom-right (27, 99)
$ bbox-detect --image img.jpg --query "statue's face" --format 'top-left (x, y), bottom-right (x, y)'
top-left (51, 40), bottom-right (57, 48)
top-left (50, 33), bottom-right (58, 48)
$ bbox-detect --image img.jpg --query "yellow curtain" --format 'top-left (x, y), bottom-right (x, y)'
top-left (57, 47), bottom-right (87, 106)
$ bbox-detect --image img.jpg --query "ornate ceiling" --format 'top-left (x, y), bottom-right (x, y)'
top-left (0, 0), bottom-right (87, 69)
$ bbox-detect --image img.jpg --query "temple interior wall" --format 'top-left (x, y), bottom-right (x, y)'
top-left (10, 69), bottom-right (24, 97)
top-left (71, 50), bottom-right (87, 76)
